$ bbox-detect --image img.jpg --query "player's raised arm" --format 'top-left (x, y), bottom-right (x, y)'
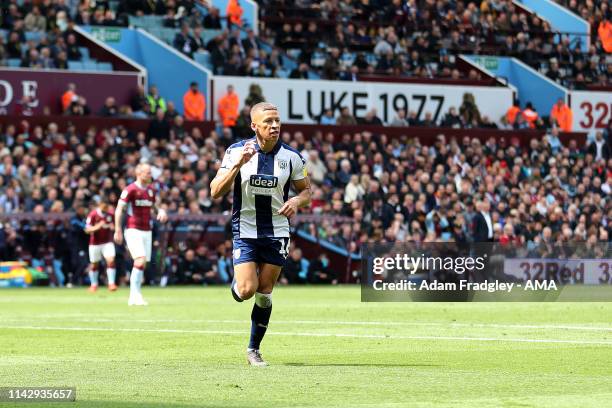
top-left (210, 140), bottom-right (256, 199)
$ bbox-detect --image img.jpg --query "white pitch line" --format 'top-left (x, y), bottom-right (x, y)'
top-left (1, 325), bottom-right (611, 346)
top-left (2, 317), bottom-right (612, 332)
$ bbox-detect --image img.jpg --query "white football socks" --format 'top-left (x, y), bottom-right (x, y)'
top-left (89, 270), bottom-right (99, 286)
top-left (107, 268), bottom-right (116, 285)
top-left (130, 267), bottom-right (143, 297)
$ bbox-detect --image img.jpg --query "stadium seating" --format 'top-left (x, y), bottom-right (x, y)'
top-left (0, 113), bottom-right (610, 284)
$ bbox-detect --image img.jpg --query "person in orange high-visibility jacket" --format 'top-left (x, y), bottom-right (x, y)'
top-left (227, 0), bottom-right (243, 27)
top-left (183, 82), bottom-right (206, 121)
top-left (217, 85), bottom-right (240, 127)
top-left (598, 19), bottom-right (612, 53)
top-left (550, 98), bottom-right (573, 132)
top-left (61, 83), bottom-right (77, 112)
top-left (521, 102), bottom-right (539, 129)
top-left (506, 100), bottom-right (521, 127)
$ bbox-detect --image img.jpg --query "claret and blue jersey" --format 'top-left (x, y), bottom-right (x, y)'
top-left (220, 137), bottom-right (307, 240)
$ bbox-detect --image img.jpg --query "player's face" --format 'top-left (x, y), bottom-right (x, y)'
top-left (252, 109), bottom-right (280, 144)
top-left (138, 165), bottom-right (152, 184)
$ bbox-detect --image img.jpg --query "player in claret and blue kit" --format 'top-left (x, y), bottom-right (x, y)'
top-left (210, 102), bottom-right (312, 366)
top-left (114, 163), bottom-right (168, 306)
top-left (84, 198), bottom-right (116, 292)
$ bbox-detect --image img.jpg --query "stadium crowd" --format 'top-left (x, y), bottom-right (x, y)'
top-left (249, 0), bottom-right (611, 86)
top-left (0, 106), bottom-right (610, 284)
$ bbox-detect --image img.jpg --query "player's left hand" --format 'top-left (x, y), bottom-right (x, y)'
top-left (278, 198), bottom-right (299, 218)
top-left (157, 209), bottom-right (168, 223)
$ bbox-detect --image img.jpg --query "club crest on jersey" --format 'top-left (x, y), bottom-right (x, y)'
top-left (148, 190), bottom-right (153, 197)
top-left (278, 159), bottom-right (288, 170)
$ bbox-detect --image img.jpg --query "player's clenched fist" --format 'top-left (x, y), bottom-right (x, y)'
top-left (237, 140), bottom-right (257, 166)
top-left (278, 197), bottom-right (299, 218)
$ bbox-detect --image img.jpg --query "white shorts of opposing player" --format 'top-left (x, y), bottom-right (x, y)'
top-left (88, 242), bottom-right (116, 263)
top-left (125, 229), bottom-right (152, 261)
top-left (125, 229), bottom-right (152, 306)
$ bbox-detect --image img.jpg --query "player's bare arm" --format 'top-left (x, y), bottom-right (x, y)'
top-left (210, 140), bottom-right (257, 199)
top-left (278, 177), bottom-right (312, 218)
top-left (154, 197), bottom-right (168, 223)
top-left (84, 220), bottom-right (105, 234)
top-left (114, 202), bottom-right (126, 245)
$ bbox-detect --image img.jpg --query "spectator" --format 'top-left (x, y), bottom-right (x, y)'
top-left (176, 249), bottom-right (217, 284)
top-left (473, 199), bottom-right (493, 242)
top-left (289, 63), bottom-right (310, 79)
top-left (99, 97), bottom-right (118, 117)
top-left (587, 131), bottom-right (611, 161)
top-left (61, 83), bottom-right (77, 112)
top-left (506, 99), bottom-right (521, 129)
top-left (130, 85), bottom-right (148, 116)
top-left (441, 107), bottom-right (463, 128)
top-left (203, 7), bottom-right (222, 29)
top-left (336, 107), bottom-right (357, 125)
top-left (65, 34), bottom-right (82, 61)
top-left (217, 85), bottom-right (240, 127)
top-left (545, 126), bottom-right (563, 154)
top-left (174, 24), bottom-right (197, 58)
top-left (146, 85), bottom-right (166, 114)
top-left (244, 84), bottom-right (265, 107)
top-left (54, 50), bottom-right (68, 69)
top-left (147, 108), bottom-right (171, 140)
top-left (234, 106), bottom-right (253, 139)
top-left (390, 109), bottom-right (409, 127)
top-left (66, 96), bottom-right (90, 116)
top-left (308, 253), bottom-right (336, 284)
top-left (227, 0), bottom-right (243, 27)
top-left (164, 101), bottom-right (179, 122)
top-left (24, 6), bottom-right (46, 32)
top-left (521, 102), bottom-right (539, 129)
top-left (192, 25), bottom-right (206, 52)
top-left (281, 248), bottom-right (309, 284)
top-left (599, 19), bottom-right (612, 53)
top-left (361, 108), bottom-right (383, 126)
top-left (305, 150), bottom-right (326, 184)
top-left (319, 109), bottom-right (336, 125)
top-left (183, 82), bottom-right (206, 121)
top-left (550, 98), bottom-right (573, 132)
top-left (459, 93), bottom-right (481, 127)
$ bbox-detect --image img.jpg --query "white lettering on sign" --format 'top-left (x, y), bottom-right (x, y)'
top-left (0, 80), bottom-right (13, 107)
top-left (22, 81), bottom-right (39, 107)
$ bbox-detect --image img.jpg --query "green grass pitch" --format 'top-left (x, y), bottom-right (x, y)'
top-left (0, 286), bottom-right (611, 408)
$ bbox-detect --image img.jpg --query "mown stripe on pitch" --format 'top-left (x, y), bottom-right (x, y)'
top-left (1, 325), bottom-right (611, 346)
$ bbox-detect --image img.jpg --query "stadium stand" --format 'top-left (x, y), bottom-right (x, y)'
top-left (0, 0), bottom-right (609, 286)
top-left (0, 5), bottom-right (115, 72)
top-left (0, 114), bottom-right (609, 285)
top-left (113, 0), bottom-right (611, 88)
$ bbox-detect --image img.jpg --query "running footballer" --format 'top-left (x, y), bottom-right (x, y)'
top-left (210, 102), bottom-right (312, 367)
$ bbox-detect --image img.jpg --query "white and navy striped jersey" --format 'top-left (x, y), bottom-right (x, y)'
top-left (220, 138), bottom-right (307, 239)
